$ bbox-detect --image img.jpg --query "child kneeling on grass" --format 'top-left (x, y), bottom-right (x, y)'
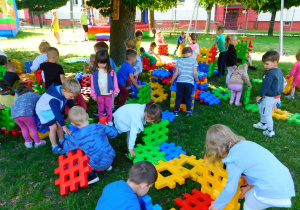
top-left (35, 79), bottom-right (80, 154)
top-left (206, 124), bottom-right (295, 210)
top-left (62, 106), bottom-right (118, 184)
top-left (285, 51), bottom-right (300, 99)
top-left (96, 161), bottom-right (157, 210)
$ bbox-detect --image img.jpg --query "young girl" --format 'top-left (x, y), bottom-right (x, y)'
top-left (285, 51), bottom-right (300, 99)
top-left (31, 40), bottom-right (51, 72)
top-left (83, 54), bottom-right (96, 74)
top-left (206, 124), bottom-right (295, 210)
top-left (187, 33), bottom-right (200, 60)
top-left (51, 11), bottom-right (60, 44)
top-left (113, 99), bottom-right (162, 158)
top-left (11, 84), bottom-right (46, 148)
top-left (225, 35), bottom-right (237, 84)
top-left (91, 51), bottom-right (119, 126)
top-left (227, 64), bottom-right (251, 106)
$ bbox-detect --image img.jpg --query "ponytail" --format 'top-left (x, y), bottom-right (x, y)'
top-left (16, 83), bottom-right (33, 95)
top-left (225, 35), bottom-right (231, 49)
top-left (144, 99), bottom-right (162, 123)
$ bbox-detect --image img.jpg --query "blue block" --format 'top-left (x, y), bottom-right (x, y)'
top-left (25, 61), bottom-right (33, 73)
top-left (199, 91), bottom-right (221, 105)
top-left (198, 61), bottom-right (210, 73)
top-left (34, 115), bottom-right (49, 133)
top-left (139, 194), bottom-right (162, 210)
top-left (162, 110), bottom-right (175, 122)
top-left (151, 69), bottom-right (171, 79)
top-left (131, 81), bottom-right (146, 98)
top-left (197, 71), bottom-right (208, 79)
top-left (74, 72), bottom-right (85, 81)
top-left (64, 123), bottom-right (79, 139)
top-left (196, 83), bottom-right (209, 90)
top-left (157, 142), bottom-right (186, 161)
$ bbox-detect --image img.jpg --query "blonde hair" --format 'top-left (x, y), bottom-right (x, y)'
top-left (124, 39), bottom-right (137, 49)
top-left (47, 47), bottom-right (59, 59)
top-left (39, 40), bottom-right (50, 53)
top-left (62, 79), bottom-right (81, 95)
top-left (205, 124), bottom-right (244, 164)
top-left (90, 54), bottom-right (96, 61)
top-left (296, 51), bottom-right (300, 61)
top-left (217, 25), bottom-right (224, 33)
top-left (225, 35), bottom-right (236, 49)
top-left (68, 106), bottom-right (88, 126)
top-left (6, 63), bottom-right (16, 72)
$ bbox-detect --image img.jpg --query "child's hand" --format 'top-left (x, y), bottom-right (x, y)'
top-left (195, 78), bottom-right (199, 83)
top-left (63, 126), bottom-right (73, 136)
top-left (256, 96), bottom-right (262, 103)
top-left (113, 94), bottom-right (118, 98)
top-left (209, 202), bottom-right (219, 210)
top-left (272, 104), bottom-right (278, 111)
top-left (129, 149), bottom-right (136, 158)
top-left (93, 97), bottom-right (97, 101)
top-left (137, 85), bottom-right (143, 89)
top-left (239, 185), bottom-right (251, 199)
top-left (37, 125), bottom-right (42, 129)
top-left (170, 79), bottom-right (174, 86)
top-left (234, 65), bottom-right (237, 69)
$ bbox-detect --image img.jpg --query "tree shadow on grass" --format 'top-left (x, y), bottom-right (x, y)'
top-left (7, 30), bottom-right (47, 40)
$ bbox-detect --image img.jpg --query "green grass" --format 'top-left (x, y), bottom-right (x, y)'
top-left (0, 30), bottom-right (299, 209)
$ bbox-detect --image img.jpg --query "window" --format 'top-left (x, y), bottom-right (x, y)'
top-left (73, 0), bottom-right (78, 6)
top-left (178, 0), bottom-right (185, 4)
top-left (284, 22), bottom-right (290, 26)
top-left (173, 20), bottom-right (180, 25)
top-left (156, 20), bottom-right (163, 25)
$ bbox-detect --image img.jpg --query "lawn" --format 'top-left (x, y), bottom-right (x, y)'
top-left (0, 29), bottom-right (299, 209)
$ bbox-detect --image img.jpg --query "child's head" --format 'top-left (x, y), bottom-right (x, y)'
top-left (126, 49), bottom-right (137, 64)
top-left (205, 124), bottom-right (244, 164)
top-left (0, 79), bottom-right (15, 95)
top-left (157, 30), bottom-right (162, 37)
top-left (61, 79), bottom-right (81, 100)
top-left (127, 161), bottom-right (158, 197)
top-left (0, 55), bottom-right (8, 66)
top-left (90, 54), bottom-right (96, 66)
top-left (216, 25), bottom-right (225, 35)
top-left (124, 39), bottom-right (136, 50)
top-left (296, 51), bottom-right (300, 61)
top-left (144, 99), bottom-right (162, 123)
top-left (180, 31), bottom-right (185, 38)
top-left (262, 50), bottom-right (280, 71)
top-left (83, 8), bottom-right (87, 14)
top-left (94, 41), bottom-right (109, 53)
top-left (94, 50), bottom-right (111, 72)
top-left (6, 63), bottom-right (16, 72)
top-left (225, 35), bottom-right (237, 49)
top-left (39, 40), bottom-right (50, 53)
top-left (189, 33), bottom-right (198, 42)
top-left (52, 11), bottom-right (57, 17)
top-left (47, 47), bottom-right (59, 62)
top-left (16, 83), bottom-right (33, 95)
top-left (150, 41), bottom-right (157, 51)
top-left (182, 47), bottom-right (193, 57)
top-left (140, 47), bottom-right (145, 54)
top-left (135, 30), bottom-right (143, 41)
top-left (68, 106), bottom-right (88, 127)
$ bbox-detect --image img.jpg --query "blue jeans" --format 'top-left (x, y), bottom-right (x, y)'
top-left (217, 51), bottom-right (227, 76)
top-left (175, 82), bottom-right (193, 112)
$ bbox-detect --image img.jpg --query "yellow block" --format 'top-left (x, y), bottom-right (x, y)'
top-left (82, 94), bottom-right (90, 103)
top-left (283, 77), bottom-right (293, 94)
top-left (272, 109), bottom-right (293, 120)
top-left (30, 131), bottom-right (49, 140)
top-left (65, 73), bottom-right (75, 79)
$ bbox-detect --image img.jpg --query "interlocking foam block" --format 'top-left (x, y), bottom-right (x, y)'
top-left (158, 142), bottom-right (186, 161)
top-left (157, 44), bottom-right (168, 55)
top-left (142, 56), bottom-right (151, 71)
top-left (129, 144), bottom-right (167, 165)
top-left (243, 86), bottom-right (252, 105)
top-left (272, 109), bottom-right (293, 120)
top-left (198, 91), bottom-right (220, 105)
top-left (11, 59), bottom-right (22, 74)
top-left (0, 65), bottom-right (6, 79)
top-left (132, 81), bottom-right (146, 98)
top-left (162, 76), bottom-right (172, 86)
top-left (81, 87), bottom-right (91, 96)
top-left (79, 74), bottom-right (91, 87)
top-left (197, 47), bottom-right (211, 64)
top-left (136, 83), bottom-right (151, 104)
top-left (197, 61), bottom-right (210, 73)
top-left (25, 61), bottom-right (33, 73)
top-left (251, 78), bottom-right (263, 84)
top-left (0, 107), bottom-right (16, 131)
top-left (245, 103), bottom-right (259, 113)
top-left (196, 83), bottom-right (209, 90)
top-left (151, 69), bottom-right (172, 79)
top-left (195, 89), bottom-right (202, 100)
top-left (54, 149), bottom-right (92, 195)
top-left (212, 87), bottom-right (231, 101)
top-left (164, 62), bottom-right (176, 72)
top-left (236, 40), bottom-right (253, 66)
top-left (33, 80), bottom-right (46, 95)
top-left (139, 194), bottom-right (163, 210)
top-left (162, 110), bottom-right (175, 123)
top-left (283, 77), bottom-right (293, 95)
top-left (198, 72), bottom-right (208, 80)
top-left (65, 73), bottom-right (75, 79)
top-left (1, 128), bottom-right (21, 136)
top-left (75, 72), bottom-right (85, 81)
top-left (150, 82), bottom-right (168, 103)
top-left (287, 113), bottom-right (300, 124)
top-left (142, 120), bottom-right (169, 146)
top-left (174, 189), bottom-right (213, 210)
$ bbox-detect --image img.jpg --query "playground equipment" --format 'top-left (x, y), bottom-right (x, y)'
top-left (0, 0), bottom-right (20, 37)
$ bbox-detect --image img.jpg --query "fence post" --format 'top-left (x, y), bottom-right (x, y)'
top-left (289, 8), bottom-right (295, 35)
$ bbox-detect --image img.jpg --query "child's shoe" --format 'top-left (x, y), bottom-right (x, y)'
top-left (249, 66), bottom-right (257, 70)
top-left (186, 111), bottom-right (192, 116)
top-left (58, 139), bottom-right (65, 147)
top-left (285, 95), bottom-right (294, 99)
top-left (52, 145), bottom-right (65, 154)
top-left (174, 111), bottom-right (179, 117)
top-left (263, 130), bottom-right (275, 137)
top-left (24, 140), bottom-right (33, 149)
top-left (235, 102), bottom-right (243, 106)
top-left (107, 121), bottom-right (113, 126)
top-left (93, 111), bottom-right (98, 117)
top-left (229, 100), bottom-right (234, 105)
top-left (253, 122), bottom-right (267, 130)
top-left (87, 172), bottom-right (99, 185)
top-left (34, 140), bottom-right (46, 148)
top-left (106, 165), bottom-right (113, 171)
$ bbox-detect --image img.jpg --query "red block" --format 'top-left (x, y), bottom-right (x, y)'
top-left (1, 128), bottom-right (22, 135)
top-left (195, 89), bottom-right (203, 101)
top-left (80, 75), bottom-right (91, 87)
top-left (54, 149), bottom-right (92, 195)
top-left (164, 62), bottom-right (176, 72)
top-left (34, 70), bottom-right (43, 85)
top-left (142, 56), bottom-right (151, 71)
top-left (99, 116), bottom-right (108, 125)
top-left (162, 76), bottom-right (172, 86)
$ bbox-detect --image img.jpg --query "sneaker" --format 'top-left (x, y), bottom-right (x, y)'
top-left (285, 95), bottom-right (294, 99)
top-left (107, 121), bottom-right (113, 126)
top-left (52, 145), bottom-right (66, 154)
top-left (249, 66), bottom-right (257, 70)
top-left (263, 130), bottom-right (275, 137)
top-left (58, 139), bottom-right (65, 147)
top-left (106, 165), bottom-right (113, 171)
top-left (24, 140), bottom-right (33, 148)
top-left (126, 86), bottom-right (132, 91)
top-left (186, 111), bottom-right (192, 116)
top-left (125, 150), bottom-right (129, 158)
top-left (93, 111), bottom-right (98, 117)
top-left (253, 122), bottom-right (267, 130)
top-left (87, 172), bottom-right (99, 185)
top-left (235, 102), bottom-right (243, 106)
top-left (229, 101), bottom-right (234, 105)
top-left (35, 140), bottom-right (46, 148)
top-left (174, 111), bottom-right (179, 117)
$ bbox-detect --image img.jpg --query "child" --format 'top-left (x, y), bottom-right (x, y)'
top-left (51, 11), bottom-right (60, 44)
top-left (83, 54), bottom-right (95, 73)
top-left (135, 30), bottom-right (143, 54)
top-left (11, 84), bottom-right (46, 148)
top-left (170, 47), bottom-right (199, 116)
top-left (63, 106), bottom-right (118, 184)
top-left (96, 161), bottom-right (158, 209)
top-left (174, 31), bottom-right (186, 55)
top-left (140, 47), bottom-right (157, 70)
top-left (80, 8), bottom-right (89, 42)
top-left (91, 50), bottom-right (118, 126)
top-left (285, 51), bottom-right (300, 99)
top-left (94, 42), bottom-right (117, 71)
top-left (227, 64), bottom-right (251, 106)
top-left (187, 33), bottom-right (199, 60)
top-left (205, 124), bottom-right (295, 210)
top-left (40, 47), bottom-right (65, 90)
top-left (212, 25), bottom-right (226, 78)
top-left (64, 93), bottom-right (87, 115)
top-left (115, 49), bottom-right (142, 106)
top-left (155, 30), bottom-right (165, 44)
top-left (148, 41), bottom-right (161, 61)
top-left (253, 51), bottom-right (284, 138)
top-left (3, 63), bottom-right (21, 87)
top-left (31, 40), bottom-right (51, 72)
top-left (225, 35), bottom-right (237, 84)
top-left (113, 99), bottom-right (162, 158)
top-left (0, 79), bottom-right (15, 108)
top-left (124, 39), bottom-right (143, 86)
top-left (35, 79), bottom-right (81, 154)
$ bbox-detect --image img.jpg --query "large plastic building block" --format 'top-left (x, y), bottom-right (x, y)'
top-left (157, 44), bottom-right (168, 55)
top-left (137, 83), bottom-right (151, 104)
top-left (198, 91), bottom-right (220, 105)
top-left (174, 189), bottom-right (213, 210)
top-left (283, 77), bottom-right (293, 94)
top-left (196, 83), bottom-right (209, 90)
top-left (79, 74), bottom-right (91, 87)
top-left (195, 89), bottom-right (202, 100)
top-left (132, 81), bottom-right (146, 98)
top-left (198, 72), bottom-right (208, 80)
top-left (54, 149), bottom-right (92, 196)
top-left (208, 46), bottom-right (217, 63)
top-left (82, 94), bottom-right (90, 103)
top-left (251, 78), bottom-right (262, 84)
top-left (64, 124), bottom-right (79, 140)
top-left (243, 86), bottom-right (251, 105)
top-left (65, 73), bottom-right (75, 79)
top-left (212, 87), bottom-right (231, 101)
top-left (162, 76), bottom-right (172, 86)
top-left (1, 127), bottom-right (21, 136)
top-left (151, 69), bottom-right (172, 79)
top-left (272, 109), bottom-right (293, 120)
top-left (0, 107), bottom-right (16, 131)
top-left (151, 83), bottom-right (168, 103)
top-left (142, 56), bottom-right (151, 71)
top-left (142, 120), bottom-right (169, 146)
top-left (24, 61), bottom-right (33, 73)
top-left (11, 59), bottom-right (22, 74)
top-left (287, 113), bottom-right (300, 125)
top-left (245, 103), bottom-right (259, 113)
top-left (164, 62), bottom-right (176, 72)
top-left (170, 86), bottom-right (196, 112)
top-left (81, 87), bottom-right (91, 96)
top-left (139, 194), bottom-right (163, 210)
top-left (197, 47), bottom-right (211, 64)
top-left (74, 72), bottom-right (85, 81)
top-left (30, 130), bottom-right (49, 139)
top-left (162, 110), bottom-right (175, 123)
top-left (34, 115), bottom-right (49, 133)
top-left (158, 142), bottom-right (186, 161)
top-left (33, 80), bottom-right (46, 95)
top-left (0, 65), bottom-right (6, 79)
top-left (33, 70), bottom-right (43, 85)
top-left (236, 40), bottom-right (253, 66)
top-left (125, 98), bottom-right (139, 104)
top-left (197, 61), bottom-right (210, 73)
top-left (129, 144), bottom-right (167, 165)
top-left (156, 60), bottom-right (166, 67)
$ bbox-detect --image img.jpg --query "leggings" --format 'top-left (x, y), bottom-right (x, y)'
top-left (115, 84), bottom-right (129, 106)
top-left (97, 95), bottom-right (113, 122)
top-left (14, 116), bottom-right (40, 143)
top-left (228, 84), bottom-right (243, 103)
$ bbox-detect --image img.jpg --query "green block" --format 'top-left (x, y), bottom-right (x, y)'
top-left (207, 62), bottom-right (215, 78)
top-left (125, 98), bottom-right (139, 104)
top-left (0, 107), bottom-right (16, 131)
top-left (212, 87), bottom-right (231, 101)
top-left (252, 79), bottom-right (263, 84)
top-left (88, 118), bottom-right (94, 124)
top-left (245, 104), bottom-right (259, 113)
top-left (236, 41), bottom-right (250, 66)
top-left (243, 86), bottom-right (252, 105)
top-left (0, 66), bottom-right (6, 79)
top-left (287, 113), bottom-right (300, 125)
top-left (137, 83), bottom-right (151, 104)
top-left (129, 144), bottom-right (167, 165)
top-left (33, 80), bottom-right (46, 95)
top-left (142, 120), bottom-right (169, 146)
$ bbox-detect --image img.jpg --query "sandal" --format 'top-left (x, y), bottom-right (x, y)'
top-left (52, 145), bottom-right (65, 154)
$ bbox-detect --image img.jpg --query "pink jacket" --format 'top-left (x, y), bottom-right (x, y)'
top-left (90, 70), bottom-right (120, 99)
top-left (286, 61), bottom-right (300, 87)
top-left (187, 42), bottom-right (200, 60)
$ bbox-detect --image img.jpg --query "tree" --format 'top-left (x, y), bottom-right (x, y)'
top-left (87, 0), bottom-right (179, 65)
top-left (16, 0), bottom-right (69, 28)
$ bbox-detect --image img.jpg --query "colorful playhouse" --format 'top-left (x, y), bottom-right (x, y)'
top-left (0, 0), bottom-right (20, 37)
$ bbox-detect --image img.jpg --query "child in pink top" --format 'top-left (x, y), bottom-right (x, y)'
top-left (155, 31), bottom-right (165, 44)
top-left (285, 51), bottom-right (300, 99)
top-left (187, 33), bottom-right (200, 60)
top-left (91, 51), bottom-right (119, 126)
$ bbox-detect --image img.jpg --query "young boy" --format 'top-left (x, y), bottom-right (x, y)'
top-left (135, 30), bottom-right (143, 54)
top-left (31, 41), bottom-right (51, 72)
top-left (35, 79), bottom-right (81, 154)
top-left (116, 49), bottom-right (142, 106)
top-left (40, 47), bottom-right (65, 90)
top-left (140, 47), bottom-right (157, 70)
top-left (94, 41), bottom-right (117, 71)
top-left (148, 41), bottom-right (161, 61)
top-left (3, 63), bottom-right (21, 87)
top-left (253, 51), bottom-right (284, 137)
top-left (212, 25), bottom-right (226, 78)
top-left (96, 161), bottom-right (158, 209)
top-left (63, 106), bottom-right (118, 184)
top-left (170, 47), bottom-right (199, 116)
top-left (80, 8), bottom-right (89, 42)
top-left (174, 31), bottom-right (186, 55)
top-left (155, 30), bottom-right (165, 44)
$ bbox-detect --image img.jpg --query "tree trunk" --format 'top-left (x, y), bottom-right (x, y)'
top-left (110, 1), bottom-right (136, 65)
top-left (205, 4), bottom-right (213, 34)
top-left (37, 13), bottom-right (43, 28)
top-left (149, 10), bottom-right (155, 30)
top-left (268, 11), bottom-right (276, 36)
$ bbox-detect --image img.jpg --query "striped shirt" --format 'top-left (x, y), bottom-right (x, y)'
top-left (175, 56), bottom-right (198, 85)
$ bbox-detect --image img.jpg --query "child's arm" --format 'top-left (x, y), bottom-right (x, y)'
top-left (62, 136), bottom-right (79, 152)
top-left (128, 122), bottom-right (142, 158)
top-left (129, 73), bottom-right (142, 89)
top-left (212, 41), bottom-right (217, 48)
top-left (193, 67), bottom-right (199, 82)
top-left (152, 52), bottom-right (161, 61)
top-left (242, 74), bottom-right (252, 88)
top-left (112, 71), bottom-right (120, 97)
top-left (170, 68), bottom-right (179, 85)
top-left (286, 62), bottom-right (299, 79)
top-left (90, 74), bottom-right (97, 100)
top-left (103, 124), bottom-right (118, 138)
top-left (60, 74), bottom-right (65, 84)
top-left (257, 74), bottom-right (273, 101)
top-left (31, 59), bottom-right (41, 71)
top-left (83, 61), bottom-right (87, 74)
top-left (49, 99), bottom-right (67, 128)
